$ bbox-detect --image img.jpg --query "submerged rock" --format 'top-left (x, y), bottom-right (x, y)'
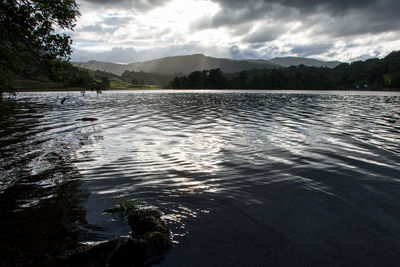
top-left (62, 237), bottom-right (130, 267)
top-left (108, 232), bottom-right (172, 266)
top-left (62, 208), bottom-right (172, 267)
top-left (128, 209), bottom-right (170, 238)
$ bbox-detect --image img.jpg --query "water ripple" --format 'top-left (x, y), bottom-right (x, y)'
top-left (1, 91), bottom-right (400, 265)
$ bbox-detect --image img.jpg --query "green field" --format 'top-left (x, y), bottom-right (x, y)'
top-left (13, 77), bottom-right (164, 92)
top-left (109, 78), bottom-right (162, 90)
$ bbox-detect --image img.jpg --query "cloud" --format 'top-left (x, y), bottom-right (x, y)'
top-left (290, 43), bottom-right (335, 57)
top-left (243, 25), bottom-right (288, 43)
top-left (72, 47), bottom-right (139, 62)
top-left (211, 0), bottom-right (397, 15)
top-left (229, 45), bottom-right (261, 59)
top-left (191, 5), bottom-right (273, 31)
top-left (229, 44), bottom-right (282, 59)
top-left (80, 24), bottom-right (119, 34)
top-left (201, 0), bottom-right (400, 37)
top-left (79, 0), bottom-right (173, 11)
top-left (102, 16), bottom-right (132, 25)
top-left (71, 0), bottom-right (400, 63)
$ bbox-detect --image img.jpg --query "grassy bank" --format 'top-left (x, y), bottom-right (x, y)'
top-left (109, 78), bottom-right (162, 90)
top-left (13, 78), bottom-right (163, 92)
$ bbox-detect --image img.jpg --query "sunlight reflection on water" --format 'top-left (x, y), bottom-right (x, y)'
top-left (1, 90), bottom-right (400, 265)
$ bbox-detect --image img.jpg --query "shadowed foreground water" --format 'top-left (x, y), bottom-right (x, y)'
top-left (1, 90), bottom-right (400, 266)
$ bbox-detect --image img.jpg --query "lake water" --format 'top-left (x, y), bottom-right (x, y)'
top-left (1, 90), bottom-right (400, 266)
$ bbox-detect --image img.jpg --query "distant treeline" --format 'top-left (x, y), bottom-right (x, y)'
top-left (167, 51), bottom-right (400, 90)
top-left (120, 71), bottom-right (175, 86)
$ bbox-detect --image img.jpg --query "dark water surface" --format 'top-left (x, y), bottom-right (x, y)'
top-left (1, 90), bottom-right (400, 266)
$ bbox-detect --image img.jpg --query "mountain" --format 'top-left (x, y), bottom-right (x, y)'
top-left (270, 57), bottom-right (341, 68)
top-left (74, 54), bottom-right (279, 75)
top-left (73, 54), bottom-right (342, 76)
top-left (74, 61), bottom-right (129, 75)
top-left (126, 54), bottom-right (279, 75)
top-left (170, 51), bottom-right (400, 90)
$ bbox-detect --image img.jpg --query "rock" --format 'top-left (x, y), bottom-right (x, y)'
top-left (62, 208), bottom-right (172, 266)
top-left (127, 209), bottom-right (170, 238)
top-left (61, 237), bottom-right (130, 267)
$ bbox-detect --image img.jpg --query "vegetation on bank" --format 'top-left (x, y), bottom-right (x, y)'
top-left (167, 51), bottom-right (400, 90)
top-left (11, 68), bottom-right (163, 92)
top-left (0, 0), bottom-right (112, 100)
top-left (12, 76), bottom-right (161, 91)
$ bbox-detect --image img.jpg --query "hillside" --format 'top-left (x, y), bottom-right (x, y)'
top-left (270, 57), bottom-right (341, 68)
top-left (74, 61), bottom-right (129, 76)
top-left (74, 54), bottom-right (279, 75)
top-left (126, 54), bottom-right (279, 75)
top-left (74, 54), bottom-right (343, 77)
top-left (169, 51), bottom-right (400, 90)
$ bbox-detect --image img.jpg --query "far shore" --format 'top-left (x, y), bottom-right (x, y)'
top-left (13, 86), bottom-right (164, 92)
top-left (12, 88), bottom-right (400, 93)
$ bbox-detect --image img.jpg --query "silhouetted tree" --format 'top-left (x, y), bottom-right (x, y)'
top-left (391, 72), bottom-right (400, 88)
top-left (230, 71), bottom-right (248, 89)
top-left (187, 71), bottom-right (203, 89)
top-left (1, 0), bottom-right (80, 96)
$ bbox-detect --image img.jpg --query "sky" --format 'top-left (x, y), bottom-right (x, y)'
top-left (70, 0), bottom-right (400, 63)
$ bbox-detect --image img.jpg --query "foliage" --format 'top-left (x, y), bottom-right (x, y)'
top-left (45, 60), bottom-right (110, 92)
top-left (391, 72), bottom-right (400, 88)
top-left (121, 70), bottom-right (175, 87)
top-left (168, 69), bottom-right (229, 89)
top-left (168, 51), bottom-right (400, 90)
top-left (104, 197), bottom-right (142, 220)
top-left (0, 0), bottom-right (80, 95)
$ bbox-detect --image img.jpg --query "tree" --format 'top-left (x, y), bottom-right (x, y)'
top-left (231, 71), bottom-right (248, 89)
top-left (99, 76), bottom-right (110, 90)
top-left (0, 0), bottom-right (80, 98)
top-left (390, 72), bottom-right (400, 88)
top-left (187, 71), bottom-right (203, 88)
top-left (206, 69), bottom-right (229, 89)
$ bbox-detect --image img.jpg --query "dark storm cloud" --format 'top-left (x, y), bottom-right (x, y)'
top-left (80, 0), bottom-right (173, 10)
top-left (198, 0), bottom-right (400, 37)
top-left (211, 0), bottom-right (398, 14)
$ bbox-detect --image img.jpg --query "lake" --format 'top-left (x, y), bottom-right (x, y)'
top-left (1, 90), bottom-right (400, 266)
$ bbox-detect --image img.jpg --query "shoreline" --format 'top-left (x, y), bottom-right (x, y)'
top-left (10, 88), bottom-right (400, 93)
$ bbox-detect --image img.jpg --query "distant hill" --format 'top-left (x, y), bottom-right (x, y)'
top-left (74, 61), bottom-right (129, 75)
top-left (126, 54), bottom-right (279, 75)
top-left (74, 54), bottom-right (342, 76)
top-left (170, 51), bottom-right (400, 90)
top-left (74, 54), bottom-right (279, 75)
top-left (270, 57), bottom-right (341, 68)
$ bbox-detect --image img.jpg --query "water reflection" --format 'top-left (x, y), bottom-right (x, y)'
top-left (0, 96), bottom-right (100, 266)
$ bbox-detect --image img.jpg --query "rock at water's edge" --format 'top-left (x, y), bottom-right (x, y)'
top-left (62, 208), bottom-right (172, 266)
